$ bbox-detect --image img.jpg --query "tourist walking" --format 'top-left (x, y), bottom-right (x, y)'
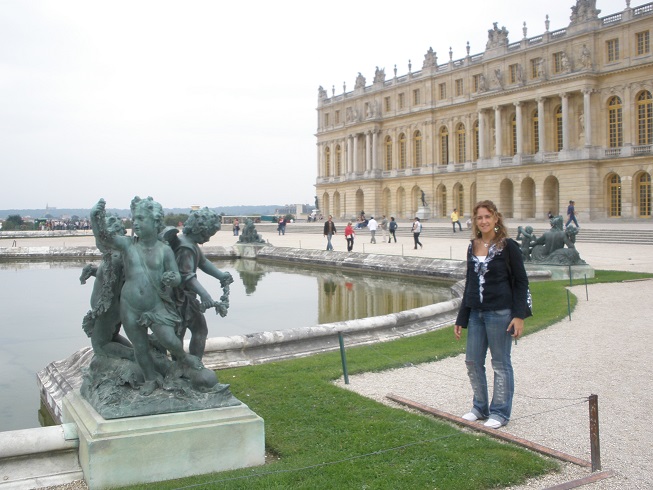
top-left (323, 215), bottom-right (337, 251)
top-left (451, 208), bottom-right (463, 232)
top-left (278, 217), bottom-right (286, 235)
top-left (368, 216), bottom-right (378, 243)
top-left (454, 200), bottom-right (531, 429)
top-left (388, 217), bottom-right (397, 243)
top-left (380, 215), bottom-right (388, 241)
top-left (565, 200), bottom-right (579, 228)
top-left (344, 221), bottom-right (355, 252)
top-left (232, 218), bottom-right (240, 236)
top-left (411, 217), bottom-right (422, 249)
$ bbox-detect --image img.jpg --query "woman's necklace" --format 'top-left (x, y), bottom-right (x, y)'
top-left (481, 237), bottom-right (492, 248)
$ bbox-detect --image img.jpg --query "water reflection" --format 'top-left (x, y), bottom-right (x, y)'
top-left (0, 259), bottom-right (452, 430)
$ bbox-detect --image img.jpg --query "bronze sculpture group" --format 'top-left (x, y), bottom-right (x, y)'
top-left (80, 197), bottom-right (236, 416)
top-left (516, 215), bottom-right (584, 265)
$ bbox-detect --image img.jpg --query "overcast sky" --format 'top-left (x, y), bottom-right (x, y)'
top-left (0, 0), bottom-right (627, 210)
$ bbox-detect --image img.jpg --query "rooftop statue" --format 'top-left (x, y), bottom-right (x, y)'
top-left (486, 22), bottom-right (509, 50)
top-left (569, 0), bottom-right (600, 25)
top-left (355, 72), bottom-right (366, 90)
top-left (422, 48), bottom-right (437, 70)
top-left (81, 198), bottom-right (238, 419)
top-left (373, 66), bottom-right (386, 84)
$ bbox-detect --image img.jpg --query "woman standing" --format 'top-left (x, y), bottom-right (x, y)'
top-left (388, 217), bottom-right (397, 243)
top-left (411, 217), bottom-right (422, 249)
top-left (454, 200), bottom-right (531, 429)
top-left (344, 221), bottom-right (355, 252)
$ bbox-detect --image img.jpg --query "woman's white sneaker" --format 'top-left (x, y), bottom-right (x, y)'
top-left (483, 418), bottom-right (503, 429)
top-left (462, 412), bottom-right (479, 422)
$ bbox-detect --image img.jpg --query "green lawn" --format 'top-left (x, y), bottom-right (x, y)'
top-left (126, 270), bottom-right (651, 489)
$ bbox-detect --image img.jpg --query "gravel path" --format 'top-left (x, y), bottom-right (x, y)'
top-left (335, 280), bottom-right (653, 489)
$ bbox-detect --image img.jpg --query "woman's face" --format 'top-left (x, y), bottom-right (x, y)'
top-left (475, 206), bottom-right (498, 235)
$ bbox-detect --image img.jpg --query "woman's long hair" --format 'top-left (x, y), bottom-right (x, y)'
top-left (471, 200), bottom-right (508, 248)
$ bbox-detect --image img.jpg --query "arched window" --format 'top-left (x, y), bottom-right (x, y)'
top-left (455, 123), bottom-right (466, 163)
top-left (609, 174), bottom-right (622, 217)
top-left (472, 120), bottom-right (479, 161)
top-left (510, 114), bottom-right (517, 156)
top-left (440, 126), bottom-right (449, 165)
top-left (454, 184), bottom-right (464, 217)
top-left (608, 96), bottom-right (623, 148)
top-left (638, 172), bottom-right (651, 217)
top-left (325, 147), bottom-right (331, 176)
top-left (532, 109), bottom-right (539, 153)
top-left (335, 145), bottom-right (342, 175)
top-left (555, 106), bottom-right (563, 151)
top-left (413, 130), bottom-right (423, 167)
top-left (385, 136), bottom-right (393, 170)
top-left (399, 133), bottom-right (407, 169)
top-left (637, 90), bottom-right (652, 145)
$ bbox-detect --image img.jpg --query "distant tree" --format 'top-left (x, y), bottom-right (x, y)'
top-left (163, 213), bottom-right (189, 227)
top-left (71, 215), bottom-right (80, 222)
top-left (3, 214), bottom-right (23, 230)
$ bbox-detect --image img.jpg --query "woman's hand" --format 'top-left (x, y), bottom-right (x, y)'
top-left (508, 318), bottom-right (524, 339)
top-left (454, 325), bottom-right (463, 340)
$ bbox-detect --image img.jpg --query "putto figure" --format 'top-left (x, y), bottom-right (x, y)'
top-left (163, 208), bottom-right (233, 360)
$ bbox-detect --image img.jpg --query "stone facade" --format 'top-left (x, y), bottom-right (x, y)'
top-left (315, 1), bottom-right (653, 222)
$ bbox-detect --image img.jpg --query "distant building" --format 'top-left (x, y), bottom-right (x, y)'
top-left (275, 204), bottom-right (314, 217)
top-left (315, 0), bottom-right (652, 221)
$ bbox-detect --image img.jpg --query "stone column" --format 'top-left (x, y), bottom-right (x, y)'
top-left (353, 134), bottom-right (359, 173)
top-left (515, 101), bottom-right (523, 155)
top-left (372, 130), bottom-right (378, 170)
top-left (494, 105), bottom-right (502, 156)
top-left (347, 136), bottom-right (353, 174)
top-left (537, 97), bottom-right (546, 153)
top-left (561, 93), bottom-right (569, 151)
top-left (583, 89), bottom-right (592, 147)
top-left (366, 132), bottom-right (372, 171)
top-left (478, 110), bottom-right (486, 159)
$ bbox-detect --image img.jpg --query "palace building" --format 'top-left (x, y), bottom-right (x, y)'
top-left (314, 0), bottom-right (653, 222)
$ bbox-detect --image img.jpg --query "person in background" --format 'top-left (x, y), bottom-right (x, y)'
top-left (388, 217), bottom-right (397, 243)
top-left (380, 215), bottom-right (388, 242)
top-left (232, 218), bottom-right (240, 236)
top-left (344, 221), bottom-right (355, 252)
top-left (454, 200), bottom-right (531, 429)
top-left (411, 217), bottom-right (422, 249)
top-left (565, 200), bottom-right (579, 228)
top-left (323, 215), bottom-right (336, 251)
top-left (451, 208), bottom-right (463, 233)
top-left (367, 216), bottom-right (378, 243)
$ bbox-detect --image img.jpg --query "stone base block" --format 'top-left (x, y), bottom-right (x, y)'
top-left (525, 263), bottom-right (595, 280)
top-left (416, 206), bottom-right (432, 219)
top-left (62, 390), bottom-right (265, 490)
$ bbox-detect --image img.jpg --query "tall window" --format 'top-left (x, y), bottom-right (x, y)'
top-left (455, 79), bottom-right (463, 97)
top-left (335, 145), bottom-right (342, 175)
top-left (555, 106), bottom-right (563, 151)
top-left (413, 130), bottom-right (423, 167)
top-left (473, 74), bottom-right (483, 92)
top-left (455, 186), bottom-right (464, 217)
top-left (384, 96), bottom-right (391, 112)
top-left (439, 83), bottom-right (447, 100)
top-left (553, 52), bottom-right (564, 73)
top-left (325, 147), bottom-right (331, 176)
top-left (530, 58), bottom-right (540, 78)
top-left (440, 126), bottom-right (449, 164)
top-left (385, 136), bottom-right (393, 170)
top-left (413, 89), bottom-right (421, 105)
top-left (399, 133), bottom-right (407, 169)
top-left (509, 64), bottom-right (518, 84)
top-left (608, 96), bottom-right (623, 148)
top-left (607, 38), bottom-right (620, 62)
top-left (532, 109), bottom-right (540, 153)
top-left (636, 31), bottom-right (650, 56)
top-left (398, 93), bottom-right (405, 109)
top-left (639, 173), bottom-right (652, 217)
top-left (456, 123), bottom-right (466, 163)
top-left (608, 174), bottom-right (622, 217)
top-left (335, 110), bottom-right (340, 124)
top-left (324, 113), bottom-right (330, 127)
top-left (472, 120), bottom-right (479, 160)
top-left (637, 90), bottom-right (653, 145)
top-left (510, 114), bottom-right (517, 155)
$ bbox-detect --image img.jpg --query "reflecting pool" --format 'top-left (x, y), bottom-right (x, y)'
top-left (0, 259), bottom-right (453, 431)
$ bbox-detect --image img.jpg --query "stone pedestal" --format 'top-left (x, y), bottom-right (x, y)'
top-left (416, 206), bottom-right (432, 220)
top-left (62, 390), bottom-right (265, 490)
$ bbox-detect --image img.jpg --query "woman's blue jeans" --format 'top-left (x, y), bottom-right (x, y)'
top-left (465, 308), bottom-right (514, 424)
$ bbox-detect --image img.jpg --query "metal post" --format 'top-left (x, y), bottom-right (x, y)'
top-left (568, 265), bottom-right (573, 286)
top-left (589, 394), bottom-right (602, 471)
top-left (338, 332), bottom-right (349, 385)
top-left (566, 289), bottom-right (572, 320)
